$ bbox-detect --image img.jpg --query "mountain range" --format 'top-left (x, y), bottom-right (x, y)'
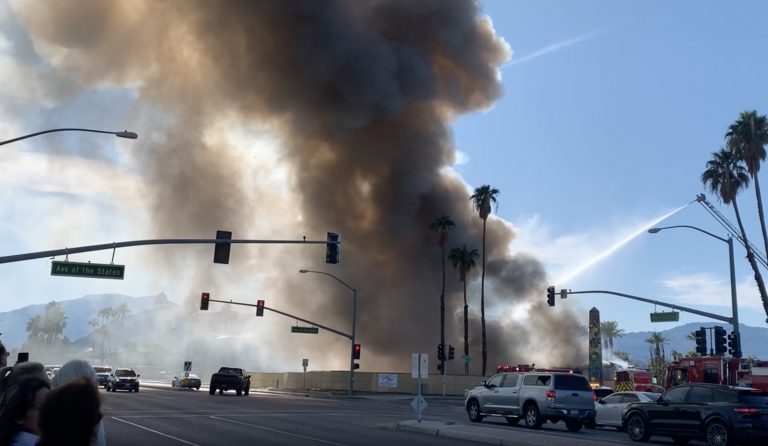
top-left (1, 294), bottom-right (767, 371)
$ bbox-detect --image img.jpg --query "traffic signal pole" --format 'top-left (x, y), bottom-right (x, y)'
top-left (0, 237), bottom-right (339, 264)
top-left (563, 289), bottom-right (734, 324)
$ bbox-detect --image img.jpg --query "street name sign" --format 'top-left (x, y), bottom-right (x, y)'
top-left (50, 261), bottom-right (124, 280)
top-left (650, 311), bottom-right (679, 322)
top-left (291, 326), bottom-right (319, 334)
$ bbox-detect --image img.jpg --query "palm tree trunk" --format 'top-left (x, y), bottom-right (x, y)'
top-left (753, 176), bottom-right (768, 262)
top-left (463, 276), bottom-right (469, 376)
top-left (440, 244), bottom-right (446, 374)
top-left (481, 218), bottom-right (487, 376)
top-left (733, 198), bottom-right (768, 322)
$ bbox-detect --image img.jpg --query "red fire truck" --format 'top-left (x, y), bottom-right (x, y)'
top-left (663, 356), bottom-right (768, 391)
top-left (613, 368), bottom-right (660, 392)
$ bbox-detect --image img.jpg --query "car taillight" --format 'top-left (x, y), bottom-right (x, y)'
top-left (546, 390), bottom-right (556, 400)
top-left (734, 407), bottom-right (760, 414)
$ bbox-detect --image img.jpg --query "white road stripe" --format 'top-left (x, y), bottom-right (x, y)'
top-left (209, 416), bottom-right (349, 446)
top-left (111, 417), bottom-right (201, 446)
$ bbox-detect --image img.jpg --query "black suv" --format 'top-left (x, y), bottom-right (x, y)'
top-left (621, 383), bottom-right (768, 445)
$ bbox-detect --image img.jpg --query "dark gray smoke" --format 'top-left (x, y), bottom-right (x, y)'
top-left (13, 0), bottom-right (586, 373)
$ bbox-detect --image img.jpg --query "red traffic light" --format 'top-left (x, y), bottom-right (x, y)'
top-left (200, 292), bottom-right (210, 311)
top-left (353, 343), bottom-right (361, 359)
top-left (256, 299), bottom-right (265, 317)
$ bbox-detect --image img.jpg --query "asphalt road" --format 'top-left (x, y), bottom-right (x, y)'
top-left (100, 384), bottom-right (710, 446)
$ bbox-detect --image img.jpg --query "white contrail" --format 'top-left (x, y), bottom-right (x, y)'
top-left (506, 31), bottom-right (601, 66)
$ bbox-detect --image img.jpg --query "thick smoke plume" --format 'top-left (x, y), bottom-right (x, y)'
top-left (12, 0), bottom-right (586, 373)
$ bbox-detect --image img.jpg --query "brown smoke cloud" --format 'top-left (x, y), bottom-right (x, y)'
top-left (13, 0), bottom-right (586, 373)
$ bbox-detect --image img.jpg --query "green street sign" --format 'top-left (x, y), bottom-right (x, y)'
top-left (650, 311), bottom-right (679, 322)
top-left (50, 261), bottom-right (125, 280)
top-left (291, 326), bottom-right (319, 334)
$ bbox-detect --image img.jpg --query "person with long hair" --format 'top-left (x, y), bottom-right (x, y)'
top-left (0, 376), bottom-right (50, 446)
top-left (37, 377), bottom-right (102, 446)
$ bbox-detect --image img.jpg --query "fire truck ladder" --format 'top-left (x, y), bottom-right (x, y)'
top-left (696, 193), bottom-right (768, 270)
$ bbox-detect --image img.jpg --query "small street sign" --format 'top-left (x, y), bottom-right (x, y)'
top-left (411, 353), bottom-right (428, 379)
top-left (650, 311), bottom-right (679, 322)
top-left (50, 261), bottom-right (125, 280)
top-left (184, 361), bottom-right (192, 372)
top-left (291, 326), bottom-right (319, 334)
top-left (411, 395), bottom-right (427, 415)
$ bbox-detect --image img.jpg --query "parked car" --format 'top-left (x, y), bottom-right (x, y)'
top-left (587, 391), bottom-right (659, 430)
top-left (465, 371), bottom-right (596, 431)
top-left (622, 383), bottom-right (768, 445)
top-left (209, 367), bottom-right (250, 396)
top-left (107, 368), bottom-right (140, 392)
top-left (172, 372), bottom-right (201, 390)
top-left (93, 366), bottom-right (112, 388)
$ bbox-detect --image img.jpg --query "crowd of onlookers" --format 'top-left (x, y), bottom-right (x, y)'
top-left (0, 357), bottom-right (105, 446)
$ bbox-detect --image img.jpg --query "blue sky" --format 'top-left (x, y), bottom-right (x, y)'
top-left (452, 0), bottom-right (768, 333)
top-left (1, 0), bottom-right (768, 342)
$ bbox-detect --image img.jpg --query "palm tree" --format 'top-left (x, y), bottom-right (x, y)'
top-left (428, 215), bottom-right (455, 373)
top-left (449, 244), bottom-right (479, 375)
top-left (702, 147), bottom-right (768, 321)
top-left (645, 331), bottom-right (668, 384)
top-left (600, 320), bottom-right (625, 354)
top-left (727, 111), bottom-right (768, 257)
top-left (470, 184), bottom-right (499, 376)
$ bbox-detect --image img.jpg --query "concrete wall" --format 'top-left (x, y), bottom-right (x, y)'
top-left (247, 371), bottom-right (485, 396)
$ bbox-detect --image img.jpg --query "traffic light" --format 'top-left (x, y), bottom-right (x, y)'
top-left (437, 363), bottom-right (443, 372)
top-left (326, 232), bottom-right (340, 264)
top-left (547, 286), bottom-right (555, 307)
top-left (353, 343), bottom-right (361, 360)
top-left (213, 230), bottom-right (232, 264)
top-left (256, 299), bottom-right (265, 317)
top-left (200, 292), bottom-right (210, 311)
top-left (714, 326), bottom-right (727, 355)
top-left (437, 343), bottom-right (445, 361)
top-left (353, 363), bottom-right (360, 370)
top-left (448, 345), bottom-right (455, 360)
top-left (728, 331), bottom-right (742, 357)
top-left (695, 327), bottom-right (707, 355)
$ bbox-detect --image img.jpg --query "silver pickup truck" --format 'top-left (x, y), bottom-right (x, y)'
top-left (465, 371), bottom-right (596, 432)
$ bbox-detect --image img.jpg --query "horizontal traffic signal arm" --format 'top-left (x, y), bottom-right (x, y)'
top-left (0, 237), bottom-right (341, 264)
top-left (563, 289), bottom-right (733, 325)
top-left (203, 296), bottom-right (352, 340)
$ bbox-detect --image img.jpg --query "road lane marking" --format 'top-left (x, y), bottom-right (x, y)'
top-left (111, 417), bottom-right (201, 445)
top-left (209, 416), bottom-right (349, 445)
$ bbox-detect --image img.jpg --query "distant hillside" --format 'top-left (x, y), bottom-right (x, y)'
top-left (612, 322), bottom-right (768, 366)
top-left (0, 293), bottom-right (171, 349)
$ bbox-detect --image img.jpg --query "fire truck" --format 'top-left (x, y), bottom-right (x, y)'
top-left (496, 363), bottom-right (574, 373)
top-left (613, 368), bottom-right (660, 392)
top-left (663, 356), bottom-right (768, 391)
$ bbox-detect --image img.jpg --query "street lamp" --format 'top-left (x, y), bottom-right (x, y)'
top-left (648, 225), bottom-right (740, 356)
top-left (299, 269), bottom-right (357, 395)
top-left (0, 128), bottom-right (138, 146)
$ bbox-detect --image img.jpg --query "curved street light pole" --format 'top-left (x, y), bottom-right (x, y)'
top-left (0, 128), bottom-right (138, 146)
top-left (648, 225), bottom-right (740, 356)
top-left (299, 269), bottom-right (357, 395)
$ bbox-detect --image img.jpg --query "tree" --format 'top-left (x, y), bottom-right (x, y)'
top-left (470, 184), bottom-right (499, 376)
top-left (600, 320), bottom-right (625, 354)
top-left (449, 243), bottom-right (479, 375)
top-left (645, 331), bottom-right (668, 384)
top-left (727, 111), bottom-right (768, 259)
top-left (702, 147), bottom-right (768, 322)
top-left (428, 215), bottom-right (455, 374)
top-left (614, 351), bottom-right (631, 362)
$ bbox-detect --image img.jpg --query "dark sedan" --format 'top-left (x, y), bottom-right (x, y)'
top-left (622, 383), bottom-right (768, 445)
top-left (107, 368), bottom-right (140, 392)
top-left (171, 372), bottom-right (201, 390)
